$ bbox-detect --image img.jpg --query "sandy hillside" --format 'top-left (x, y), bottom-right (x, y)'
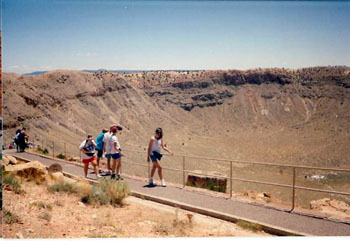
top-left (2, 180), bottom-right (271, 238)
top-left (3, 67), bottom-right (350, 167)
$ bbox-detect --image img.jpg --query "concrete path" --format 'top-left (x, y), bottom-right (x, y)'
top-left (4, 150), bottom-right (350, 236)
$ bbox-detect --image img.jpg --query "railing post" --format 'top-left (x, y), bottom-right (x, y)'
top-left (42, 139), bottom-right (44, 149)
top-left (230, 161), bottom-right (233, 198)
top-left (64, 142), bottom-right (66, 159)
top-left (183, 156), bottom-right (186, 188)
top-left (33, 136), bottom-right (35, 151)
top-left (52, 141), bottom-right (55, 158)
top-left (289, 167), bottom-right (296, 212)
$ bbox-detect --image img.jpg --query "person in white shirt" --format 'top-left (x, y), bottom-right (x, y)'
top-left (147, 128), bottom-right (173, 187)
top-left (79, 134), bottom-right (100, 179)
top-left (103, 125), bottom-right (114, 174)
top-left (105, 126), bottom-right (124, 180)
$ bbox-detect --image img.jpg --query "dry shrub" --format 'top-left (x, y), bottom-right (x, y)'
top-left (30, 201), bottom-right (53, 211)
top-left (48, 182), bottom-right (76, 193)
top-left (3, 208), bottom-right (22, 224)
top-left (37, 212), bottom-right (51, 221)
top-left (3, 174), bottom-right (25, 194)
top-left (83, 179), bottom-right (129, 206)
top-left (236, 220), bottom-right (263, 232)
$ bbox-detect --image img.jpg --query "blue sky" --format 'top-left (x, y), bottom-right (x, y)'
top-left (2, 0), bottom-right (350, 74)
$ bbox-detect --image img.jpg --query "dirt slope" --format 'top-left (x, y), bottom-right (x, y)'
top-left (3, 67), bottom-right (350, 167)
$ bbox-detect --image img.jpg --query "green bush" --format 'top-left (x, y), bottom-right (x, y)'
top-left (3, 208), bottom-right (22, 224)
top-left (3, 174), bottom-right (24, 194)
top-left (37, 146), bottom-right (49, 155)
top-left (56, 153), bottom-right (66, 159)
top-left (83, 179), bottom-right (129, 206)
top-left (48, 182), bottom-right (76, 193)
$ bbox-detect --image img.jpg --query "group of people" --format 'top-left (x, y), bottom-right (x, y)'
top-left (79, 125), bottom-right (173, 186)
top-left (12, 128), bottom-right (29, 152)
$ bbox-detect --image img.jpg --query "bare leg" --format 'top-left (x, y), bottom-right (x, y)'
top-left (116, 158), bottom-right (121, 175)
top-left (91, 160), bottom-right (99, 176)
top-left (151, 163), bottom-right (157, 178)
top-left (155, 161), bottom-right (163, 180)
top-left (111, 158), bottom-right (117, 174)
top-left (83, 163), bottom-right (89, 176)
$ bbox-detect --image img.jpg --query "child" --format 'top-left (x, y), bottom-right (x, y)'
top-left (147, 128), bottom-right (173, 187)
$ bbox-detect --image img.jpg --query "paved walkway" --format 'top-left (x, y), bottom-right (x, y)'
top-left (4, 150), bottom-right (350, 236)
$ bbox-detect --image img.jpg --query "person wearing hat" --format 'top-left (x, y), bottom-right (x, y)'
top-left (104, 124), bottom-right (123, 177)
top-left (95, 128), bottom-right (108, 172)
top-left (79, 134), bottom-right (101, 179)
top-left (105, 125), bottom-right (124, 179)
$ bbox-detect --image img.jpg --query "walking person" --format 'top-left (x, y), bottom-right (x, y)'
top-left (103, 125), bottom-right (116, 175)
top-left (106, 126), bottom-right (124, 180)
top-left (14, 129), bottom-right (21, 152)
top-left (95, 128), bottom-right (108, 173)
top-left (147, 128), bottom-right (173, 187)
top-left (79, 134), bottom-right (101, 179)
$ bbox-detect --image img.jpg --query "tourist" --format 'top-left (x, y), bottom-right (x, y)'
top-left (103, 125), bottom-right (116, 175)
top-left (17, 128), bottom-right (29, 152)
top-left (147, 128), bottom-right (173, 187)
top-left (79, 134), bottom-right (100, 179)
top-left (106, 125), bottom-right (124, 180)
top-left (95, 128), bottom-right (108, 173)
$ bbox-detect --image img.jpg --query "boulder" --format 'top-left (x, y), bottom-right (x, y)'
top-left (3, 155), bottom-right (18, 165)
top-left (5, 161), bottom-right (47, 181)
top-left (186, 170), bottom-right (227, 193)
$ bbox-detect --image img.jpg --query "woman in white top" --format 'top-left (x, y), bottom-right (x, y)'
top-left (147, 128), bottom-right (173, 187)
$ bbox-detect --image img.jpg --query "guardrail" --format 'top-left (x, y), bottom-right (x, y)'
top-left (121, 149), bottom-right (350, 212)
top-left (13, 137), bottom-right (350, 212)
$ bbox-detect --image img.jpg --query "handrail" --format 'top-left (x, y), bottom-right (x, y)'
top-left (123, 148), bottom-right (350, 173)
top-left (25, 137), bottom-right (350, 213)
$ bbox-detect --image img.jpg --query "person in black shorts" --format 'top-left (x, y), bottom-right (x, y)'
top-left (95, 128), bottom-right (108, 173)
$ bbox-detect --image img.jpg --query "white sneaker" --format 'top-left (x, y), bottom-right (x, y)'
top-left (149, 178), bottom-right (156, 186)
top-left (96, 174), bottom-right (102, 178)
top-left (161, 179), bottom-right (166, 187)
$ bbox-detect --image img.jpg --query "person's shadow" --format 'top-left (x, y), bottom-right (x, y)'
top-left (143, 184), bottom-right (157, 188)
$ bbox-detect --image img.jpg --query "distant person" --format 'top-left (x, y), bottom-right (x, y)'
top-left (17, 128), bottom-right (29, 152)
top-left (147, 128), bottom-right (173, 187)
top-left (14, 129), bottom-right (22, 152)
top-left (95, 128), bottom-right (108, 173)
top-left (105, 126), bottom-right (124, 180)
top-left (79, 134), bottom-right (101, 179)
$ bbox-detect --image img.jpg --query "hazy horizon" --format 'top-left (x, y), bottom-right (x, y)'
top-left (3, 0), bottom-right (350, 74)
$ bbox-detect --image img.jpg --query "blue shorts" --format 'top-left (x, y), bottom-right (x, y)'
top-left (150, 154), bottom-right (160, 162)
top-left (112, 153), bottom-right (122, 160)
top-left (105, 153), bottom-right (121, 160)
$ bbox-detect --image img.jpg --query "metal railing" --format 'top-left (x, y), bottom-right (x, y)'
top-left (14, 137), bottom-right (350, 212)
top-left (121, 149), bottom-right (350, 212)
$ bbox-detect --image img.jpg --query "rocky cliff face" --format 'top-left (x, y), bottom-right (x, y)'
top-left (3, 67), bottom-right (350, 166)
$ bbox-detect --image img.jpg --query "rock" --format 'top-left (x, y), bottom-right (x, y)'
top-left (26, 229), bottom-right (34, 233)
top-left (16, 232), bottom-right (24, 239)
top-left (92, 214), bottom-right (97, 219)
top-left (5, 161), bottom-right (47, 181)
top-left (78, 202), bottom-right (86, 207)
top-left (3, 155), bottom-right (18, 165)
top-left (186, 171), bottom-right (227, 193)
top-left (3, 156), bottom-right (10, 165)
top-left (50, 172), bottom-right (64, 182)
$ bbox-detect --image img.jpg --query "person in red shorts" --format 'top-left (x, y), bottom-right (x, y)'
top-left (79, 134), bottom-right (101, 179)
